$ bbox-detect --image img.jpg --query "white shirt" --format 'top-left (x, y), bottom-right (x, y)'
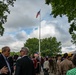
top-left (43, 60), bottom-right (49, 69)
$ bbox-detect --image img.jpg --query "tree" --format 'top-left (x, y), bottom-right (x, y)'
top-left (24, 38), bottom-right (39, 55)
top-left (24, 37), bottom-right (62, 56)
top-left (71, 33), bottom-right (76, 46)
top-left (41, 37), bottom-right (61, 56)
top-left (45, 0), bottom-right (76, 44)
top-left (0, 0), bottom-right (16, 36)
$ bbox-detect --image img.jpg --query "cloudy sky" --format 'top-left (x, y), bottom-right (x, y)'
top-left (0, 0), bottom-right (75, 53)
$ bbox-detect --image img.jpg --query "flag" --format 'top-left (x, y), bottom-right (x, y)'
top-left (36, 10), bottom-right (40, 18)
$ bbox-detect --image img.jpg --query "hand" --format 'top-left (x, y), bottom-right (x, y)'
top-left (0, 66), bottom-right (8, 74)
top-left (14, 66), bottom-right (16, 71)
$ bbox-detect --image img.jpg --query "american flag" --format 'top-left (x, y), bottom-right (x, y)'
top-left (36, 10), bottom-right (40, 18)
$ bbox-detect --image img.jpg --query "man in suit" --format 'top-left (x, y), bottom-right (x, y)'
top-left (0, 46), bottom-right (12, 75)
top-left (15, 47), bottom-right (35, 75)
top-left (8, 56), bottom-right (14, 75)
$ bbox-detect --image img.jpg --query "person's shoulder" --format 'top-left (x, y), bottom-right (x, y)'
top-left (0, 54), bottom-right (3, 58)
top-left (67, 59), bottom-right (73, 64)
top-left (0, 54), bottom-right (2, 56)
top-left (61, 59), bottom-right (68, 63)
top-left (70, 68), bottom-right (76, 71)
top-left (46, 60), bottom-right (49, 63)
top-left (60, 60), bottom-right (64, 64)
top-left (28, 57), bottom-right (33, 61)
top-left (16, 57), bottom-right (22, 62)
top-left (22, 56), bottom-right (31, 61)
top-left (67, 68), bottom-right (76, 75)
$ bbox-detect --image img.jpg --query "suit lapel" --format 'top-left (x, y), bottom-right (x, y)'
top-left (0, 54), bottom-right (8, 66)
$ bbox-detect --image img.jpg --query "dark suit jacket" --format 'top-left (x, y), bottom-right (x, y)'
top-left (0, 54), bottom-right (11, 75)
top-left (15, 56), bottom-right (35, 75)
top-left (8, 56), bottom-right (14, 74)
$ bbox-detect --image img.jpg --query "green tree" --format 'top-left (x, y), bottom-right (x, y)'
top-left (41, 37), bottom-right (61, 56)
top-left (0, 0), bottom-right (16, 36)
top-left (24, 37), bottom-right (62, 56)
top-left (10, 52), bottom-right (15, 56)
top-left (10, 52), bottom-right (20, 56)
top-left (24, 38), bottom-right (39, 55)
top-left (45, 0), bottom-right (76, 44)
top-left (71, 33), bottom-right (76, 46)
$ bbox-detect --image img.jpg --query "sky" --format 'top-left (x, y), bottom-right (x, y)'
top-left (0, 0), bottom-right (76, 53)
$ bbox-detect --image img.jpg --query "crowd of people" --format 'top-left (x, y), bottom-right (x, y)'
top-left (0, 46), bottom-right (76, 75)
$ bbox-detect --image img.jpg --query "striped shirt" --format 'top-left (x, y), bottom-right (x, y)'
top-left (66, 68), bottom-right (76, 75)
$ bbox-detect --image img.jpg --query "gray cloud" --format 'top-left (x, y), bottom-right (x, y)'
top-left (45, 15), bottom-right (72, 46)
top-left (0, 35), bottom-right (16, 45)
top-left (15, 30), bottom-right (28, 41)
top-left (4, 0), bottom-right (50, 31)
top-left (0, 0), bottom-right (75, 53)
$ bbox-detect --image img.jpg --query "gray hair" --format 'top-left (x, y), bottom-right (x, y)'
top-left (2, 46), bottom-right (10, 53)
top-left (21, 47), bottom-right (29, 54)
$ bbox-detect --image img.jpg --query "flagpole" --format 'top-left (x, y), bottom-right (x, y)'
top-left (36, 9), bottom-right (41, 58)
top-left (39, 9), bottom-right (41, 57)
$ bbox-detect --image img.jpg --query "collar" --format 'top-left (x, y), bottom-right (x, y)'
top-left (2, 54), bottom-right (7, 60)
top-left (22, 55), bottom-right (27, 58)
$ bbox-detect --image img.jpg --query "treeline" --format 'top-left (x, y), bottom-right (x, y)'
top-left (10, 37), bottom-right (62, 57)
top-left (24, 37), bottom-right (62, 57)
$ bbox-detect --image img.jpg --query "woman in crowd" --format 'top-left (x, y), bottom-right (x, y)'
top-left (43, 57), bottom-right (50, 75)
